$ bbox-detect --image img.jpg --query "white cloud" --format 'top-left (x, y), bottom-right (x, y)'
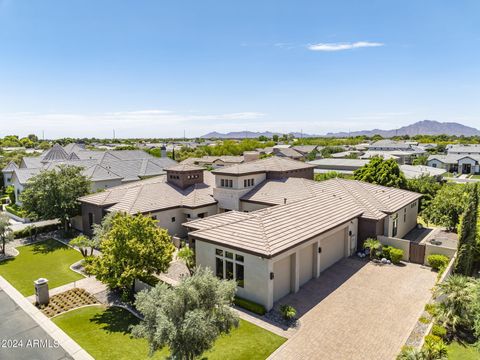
top-left (308, 41), bottom-right (384, 52)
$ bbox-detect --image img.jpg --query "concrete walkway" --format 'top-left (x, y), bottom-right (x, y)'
top-left (26, 276), bottom-right (107, 303)
top-left (0, 276), bottom-right (93, 360)
top-left (268, 259), bottom-right (437, 360)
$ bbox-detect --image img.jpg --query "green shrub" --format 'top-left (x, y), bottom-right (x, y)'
top-left (389, 248), bottom-right (404, 264)
top-left (427, 254), bottom-right (450, 271)
top-left (5, 204), bottom-right (27, 218)
top-left (424, 334), bottom-right (441, 346)
top-left (431, 324), bottom-right (447, 338)
top-left (419, 316), bottom-right (431, 324)
top-left (382, 246), bottom-right (392, 259)
top-left (280, 304), bottom-right (297, 320)
top-left (234, 296), bottom-right (266, 315)
top-left (12, 223), bottom-right (60, 239)
top-left (424, 303), bottom-right (437, 317)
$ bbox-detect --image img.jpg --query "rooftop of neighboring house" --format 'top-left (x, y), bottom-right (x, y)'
top-left (239, 177), bottom-right (422, 221)
top-left (447, 144), bottom-right (480, 154)
top-left (211, 156), bottom-right (316, 176)
top-left (79, 171), bottom-right (217, 214)
top-left (291, 145), bottom-right (318, 154)
top-left (427, 153), bottom-right (480, 164)
top-left (368, 140), bottom-right (414, 150)
top-left (5, 143), bottom-right (176, 185)
top-left (272, 147), bottom-right (304, 158)
top-left (180, 155), bottom-right (245, 166)
top-left (308, 158), bottom-right (370, 167)
top-left (400, 165), bottom-right (446, 178)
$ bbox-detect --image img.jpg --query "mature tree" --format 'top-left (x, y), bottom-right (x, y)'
top-left (320, 146), bottom-right (345, 158)
top-left (70, 235), bottom-right (95, 258)
top-left (89, 213), bottom-right (175, 295)
top-left (412, 154), bottom-right (429, 166)
top-left (422, 184), bottom-right (469, 231)
top-left (454, 183), bottom-right (479, 275)
top-left (132, 267), bottom-right (239, 359)
top-left (0, 213), bottom-right (14, 255)
top-left (354, 158), bottom-right (407, 188)
top-left (314, 171), bottom-right (350, 182)
top-left (272, 134), bottom-right (279, 142)
top-left (177, 246), bottom-right (195, 275)
top-left (91, 211), bottom-right (116, 248)
top-left (20, 165), bottom-right (91, 232)
top-left (406, 175), bottom-right (443, 212)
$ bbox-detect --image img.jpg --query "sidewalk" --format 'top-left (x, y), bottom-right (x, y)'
top-left (0, 276), bottom-right (93, 360)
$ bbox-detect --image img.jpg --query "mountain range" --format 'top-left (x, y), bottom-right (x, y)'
top-left (200, 120), bottom-right (480, 139)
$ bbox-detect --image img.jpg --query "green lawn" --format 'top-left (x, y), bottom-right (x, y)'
top-left (0, 239), bottom-right (84, 296)
top-left (53, 305), bottom-right (286, 360)
top-left (447, 341), bottom-right (480, 360)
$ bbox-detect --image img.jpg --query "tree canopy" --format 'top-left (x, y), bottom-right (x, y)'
top-left (0, 213), bottom-right (14, 255)
top-left (353, 158), bottom-right (407, 188)
top-left (88, 213), bottom-right (175, 295)
top-left (20, 165), bottom-right (91, 230)
top-left (132, 267), bottom-right (239, 359)
top-left (422, 184), bottom-right (470, 231)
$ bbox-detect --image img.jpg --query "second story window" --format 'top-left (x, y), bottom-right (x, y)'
top-left (243, 178), bottom-right (255, 187)
top-left (220, 179), bottom-right (233, 188)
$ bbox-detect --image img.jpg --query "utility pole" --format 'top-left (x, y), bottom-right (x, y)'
top-left (42, 130), bottom-right (45, 140)
top-left (113, 129), bottom-right (116, 140)
top-left (183, 129), bottom-right (186, 141)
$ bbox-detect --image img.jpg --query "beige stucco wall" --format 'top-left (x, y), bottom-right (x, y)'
top-left (90, 179), bottom-right (123, 192)
top-left (427, 159), bottom-right (447, 170)
top-left (377, 235), bottom-right (411, 261)
top-left (384, 201), bottom-right (419, 239)
top-left (213, 173), bottom-right (267, 211)
top-left (195, 240), bottom-right (271, 307)
top-left (458, 157), bottom-right (479, 174)
top-left (240, 201), bottom-right (270, 212)
top-left (424, 243), bottom-right (457, 265)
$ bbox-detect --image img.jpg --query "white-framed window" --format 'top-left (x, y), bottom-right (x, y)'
top-left (220, 179), bottom-right (233, 188)
top-left (215, 249), bottom-right (245, 288)
top-left (243, 178), bottom-right (255, 187)
top-left (171, 217), bottom-right (176, 222)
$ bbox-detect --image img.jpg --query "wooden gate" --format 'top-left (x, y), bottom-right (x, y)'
top-left (409, 242), bottom-right (426, 264)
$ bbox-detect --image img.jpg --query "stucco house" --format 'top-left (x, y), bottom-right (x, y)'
top-left (185, 177), bottom-right (421, 311)
top-left (3, 143), bottom-right (176, 204)
top-left (427, 145), bottom-right (480, 174)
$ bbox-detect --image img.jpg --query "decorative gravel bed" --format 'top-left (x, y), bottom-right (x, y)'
top-left (264, 309), bottom-right (299, 329)
top-left (404, 311), bottom-right (433, 348)
top-left (37, 288), bottom-right (99, 318)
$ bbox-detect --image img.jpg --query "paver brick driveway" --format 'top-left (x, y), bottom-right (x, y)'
top-left (269, 258), bottom-right (437, 360)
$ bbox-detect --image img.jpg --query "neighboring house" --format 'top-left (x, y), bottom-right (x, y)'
top-left (2, 161), bottom-right (19, 187)
top-left (186, 177), bottom-right (421, 311)
top-left (4, 143), bottom-right (176, 204)
top-left (427, 154), bottom-right (480, 174)
top-left (309, 158), bottom-right (445, 179)
top-left (291, 145), bottom-right (318, 156)
top-left (180, 153), bottom-right (259, 168)
top-left (272, 147), bottom-right (304, 160)
top-left (78, 164), bottom-right (217, 236)
top-left (427, 144), bottom-right (480, 174)
top-left (365, 140), bottom-right (426, 164)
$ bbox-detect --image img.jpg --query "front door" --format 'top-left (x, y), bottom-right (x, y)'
top-left (462, 163), bottom-right (472, 174)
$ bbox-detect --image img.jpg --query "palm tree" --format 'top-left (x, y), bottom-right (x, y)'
top-left (363, 238), bottom-right (381, 260)
top-left (434, 275), bottom-right (478, 332)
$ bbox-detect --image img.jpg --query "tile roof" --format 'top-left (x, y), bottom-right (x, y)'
top-left (211, 157), bottom-right (315, 175)
top-left (240, 178), bottom-right (421, 220)
top-left (187, 191), bottom-right (364, 257)
top-left (12, 168), bottom-right (41, 184)
top-left (427, 154), bottom-right (480, 164)
top-left (447, 145), bottom-right (480, 154)
top-left (274, 148), bottom-right (304, 158)
top-left (165, 164), bottom-right (204, 171)
top-left (79, 171), bottom-right (216, 214)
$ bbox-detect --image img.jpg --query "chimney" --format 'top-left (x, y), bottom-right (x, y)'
top-left (283, 198), bottom-right (287, 204)
top-left (243, 151), bottom-right (260, 162)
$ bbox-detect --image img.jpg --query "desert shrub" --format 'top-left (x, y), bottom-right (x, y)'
top-left (427, 254), bottom-right (450, 271)
top-left (280, 304), bottom-right (297, 320)
top-left (419, 316), bottom-right (431, 324)
top-left (431, 324), bottom-right (447, 338)
top-left (389, 248), bottom-right (404, 264)
top-left (424, 334), bottom-right (441, 345)
top-left (382, 246), bottom-right (392, 259)
top-left (234, 296), bottom-right (266, 315)
top-left (424, 303), bottom-right (437, 317)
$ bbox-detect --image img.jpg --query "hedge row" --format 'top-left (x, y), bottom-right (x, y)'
top-left (13, 223), bottom-right (60, 239)
top-left (5, 204), bottom-right (27, 218)
top-left (234, 296), bottom-right (266, 315)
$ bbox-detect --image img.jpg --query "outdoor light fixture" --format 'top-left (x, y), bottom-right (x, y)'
top-left (318, 247), bottom-right (322, 253)
top-left (270, 272), bottom-right (274, 280)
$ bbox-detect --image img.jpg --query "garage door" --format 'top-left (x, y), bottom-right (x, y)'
top-left (320, 229), bottom-right (346, 272)
top-left (299, 244), bottom-right (314, 286)
top-left (273, 256), bottom-right (291, 302)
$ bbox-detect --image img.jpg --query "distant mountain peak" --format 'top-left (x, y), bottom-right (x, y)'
top-left (200, 120), bottom-right (480, 139)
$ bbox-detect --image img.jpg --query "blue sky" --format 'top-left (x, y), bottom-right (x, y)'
top-left (0, 0), bottom-right (479, 138)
